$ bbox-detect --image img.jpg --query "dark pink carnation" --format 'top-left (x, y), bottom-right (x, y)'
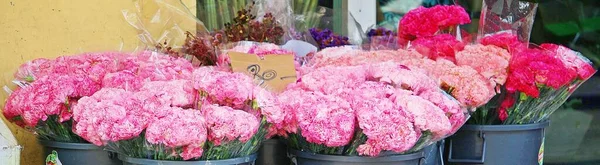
top-left (399, 5), bottom-right (470, 39)
top-left (540, 44), bottom-right (596, 80)
top-left (506, 48), bottom-right (577, 97)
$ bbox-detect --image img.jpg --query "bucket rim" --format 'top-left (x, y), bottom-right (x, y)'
top-left (118, 153), bottom-right (258, 165)
top-left (38, 139), bottom-right (101, 150)
top-left (288, 149), bottom-right (424, 162)
top-left (461, 120), bottom-right (550, 131)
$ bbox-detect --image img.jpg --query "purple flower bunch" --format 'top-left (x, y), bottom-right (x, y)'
top-left (309, 28), bottom-right (350, 49)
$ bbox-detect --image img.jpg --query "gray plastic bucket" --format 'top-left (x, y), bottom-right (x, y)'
top-left (39, 140), bottom-right (122, 165)
top-left (288, 149), bottom-right (425, 165)
top-left (445, 121), bottom-right (549, 165)
top-left (255, 139), bottom-right (291, 165)
top-left (119, 153), bottom-right (257, 165)
top-left (422, 140), bottom-right (444, 165)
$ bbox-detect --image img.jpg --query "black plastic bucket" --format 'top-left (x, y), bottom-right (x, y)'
top-left (288, 149), bottom-right (425, 165)
top-left (39, 140), bottom-right (122, 165)
top-left (255, 139), bottom-right (291, 165)
top-left (422, 140), bottom-right (444, 165)
top-left (445, 121), bottom-right (550, 165)
top-left (119, 153), bottom-right (257, 165)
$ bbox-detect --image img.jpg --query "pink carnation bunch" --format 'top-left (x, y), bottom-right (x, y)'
top-left (4, 73), bottom-right (101, 126)
top-left (294, 91), bottom-right (356, 147)
top-left (72, 88), bottom-right (147, 146)
top-left (145, 107), bottom-right (207, 160)
top-left (192, 67), bottom-right (255, 109)
top-left (202, 104), bottom-right (260, 146)
top-left (280, 62), bottom-right (465, 156)
top-left (400, 58), bottom-right (496, 107)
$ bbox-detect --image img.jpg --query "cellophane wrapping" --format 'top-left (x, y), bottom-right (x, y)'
top-left (477, 0), bottom-right (538, 43)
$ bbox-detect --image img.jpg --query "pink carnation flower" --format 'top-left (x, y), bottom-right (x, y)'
top-left (356, 98), bottom-right (419, 156)
top-left (192, 68), bottom-right (255, 109)
top-left (145, 107), bottom-right (207, 160)
top-left (72, 88), bottom-right (147, 146)
top-left (295, 92), bottom-right (355, 147)
top-left (456, 44), bottom-right (511, 85)
top-left (202, 104), bottom-right (260, 146)
top-left (3, 73), bottom-right (101, 126)
top-left (392, 94), bottom-right (451, 139)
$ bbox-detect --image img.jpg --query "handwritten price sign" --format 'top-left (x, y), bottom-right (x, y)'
top-left (228, 52), bottom-right (297, 93)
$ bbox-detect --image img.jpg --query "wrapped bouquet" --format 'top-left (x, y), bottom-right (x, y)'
top-left (68, 52), bottom-right (283, 161)
top-left (469, 33), bottom-right (597, 125)
top-left (277, 62), bottom-right (466, 156)
top-left (4, 52), bottom-right (127, 143)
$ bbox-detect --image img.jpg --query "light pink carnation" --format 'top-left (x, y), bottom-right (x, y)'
top-left (392, 94), bottom-right (451, 138)
top-left (202, 104), bottom-right (260, 146)
top-left (456, 44), bottom-right (511, 85)
top-left (145, 107), bottom-right (207, 160)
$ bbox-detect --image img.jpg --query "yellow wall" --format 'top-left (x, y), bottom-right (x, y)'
top-left (0, 0), bottom-right (195, 164)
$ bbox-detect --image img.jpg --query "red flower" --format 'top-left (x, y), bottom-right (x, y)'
top-left (398, 5), bottom-right (470, 40)
top-left (505, 48), bottom-right (577, 97)
top-left (498, 94), bottom-right (515, 122)
top-left (410, 34), bottom-right (466, 62)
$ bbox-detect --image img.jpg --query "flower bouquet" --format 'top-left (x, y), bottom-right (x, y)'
top-left (3, 52), bottom-right (129, 164)
top-left (67, 52), bottom-right (284, 163)
top-left (275, 61), bottom-right (468, 164)
top-left (469, 33), bottom-right (597, 125)
top-left (390, 2), bottom-right (597, 164)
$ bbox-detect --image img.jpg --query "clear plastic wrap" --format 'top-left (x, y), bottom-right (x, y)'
top-left (0, 118), bottom-right (20, 165)
top-left (124, 0), bottom-right (297, 67)
top-left (123, 0), bottom-right (214, 66)
top-left (477, 0), bottom-right (538, 43)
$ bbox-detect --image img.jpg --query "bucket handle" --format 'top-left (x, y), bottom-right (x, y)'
top-left (447, 132), bottom-right (486, 163)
